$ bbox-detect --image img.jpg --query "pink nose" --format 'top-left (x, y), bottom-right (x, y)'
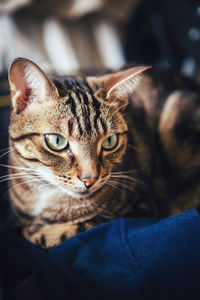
top-left (79, 176), bottom-right (98, 188)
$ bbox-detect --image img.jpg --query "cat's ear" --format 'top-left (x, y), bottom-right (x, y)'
top-left (9, 58), bottom-right (59, 113)
top-left (89, 66), bottom-right (151, 108)
top-left (103, 66), bottom-right (151, 100)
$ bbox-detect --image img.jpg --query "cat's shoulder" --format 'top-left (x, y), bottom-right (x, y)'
top-left (141, 65), bottom-right (200, 94)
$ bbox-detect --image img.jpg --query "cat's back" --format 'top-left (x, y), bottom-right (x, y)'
top-left (126, 66), bottom-right (200, 135)
top-left (126, 66), bottom-right (200, 216)
top-left (133, 66), bottom-right (200, 112)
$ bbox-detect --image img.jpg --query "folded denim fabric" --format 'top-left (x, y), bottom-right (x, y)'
top-left (1, 209), bottom-right (200, 300)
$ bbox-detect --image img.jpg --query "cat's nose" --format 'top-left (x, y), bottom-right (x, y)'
top-left (79, 176), bottom-right (98, 188)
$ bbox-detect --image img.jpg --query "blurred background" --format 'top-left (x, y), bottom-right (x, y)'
top-left (0, 0), bottom-right (137, 76)
top-left (0, 0), bottom-right (200, 77)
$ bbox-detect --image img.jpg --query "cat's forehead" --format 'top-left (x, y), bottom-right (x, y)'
top-left (59, 92), bottom-right (107, 138)
top-left (46, 76), bottom-right (108, 139)
top-left (52, 75), bottom-right (97, 96)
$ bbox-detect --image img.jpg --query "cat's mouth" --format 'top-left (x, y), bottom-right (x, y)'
top-left (58, 185), bottom-right (96, 199)
top-left (73, 186), bottom-right (101, 198)
top-left (60, 182), bottom-right (105, 199)
top-left (57, 175), bottom-right (109, 199)
top-left (78, 176), bottom-right (110, 197)
top-left (78, 190), bottom-right (90, 196)
top-left (78, 181), bottom-right (107, 198)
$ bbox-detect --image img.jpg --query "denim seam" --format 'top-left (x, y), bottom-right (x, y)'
top-left (120, 218), bottom-right (149, 280)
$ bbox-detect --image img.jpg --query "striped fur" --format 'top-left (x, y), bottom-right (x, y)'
top-left (8, 58), bottom-right (200, 248)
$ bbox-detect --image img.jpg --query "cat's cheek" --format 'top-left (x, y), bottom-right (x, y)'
top-left (103, 145), bottom-right (127, 166)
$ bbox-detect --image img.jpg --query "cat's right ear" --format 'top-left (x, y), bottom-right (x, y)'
top-left (9, 58), bottom-right (59, 114)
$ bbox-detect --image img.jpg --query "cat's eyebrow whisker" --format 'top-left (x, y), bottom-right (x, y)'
top-left (108, 111), bottom-right (135, 128)
top-left (107, 102), bottom-right (129, 124)
top-left (105, 95), bottom-right (119, 120)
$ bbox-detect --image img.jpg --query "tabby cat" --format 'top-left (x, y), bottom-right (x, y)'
top-left (8, 57), bottom-right (200, 249)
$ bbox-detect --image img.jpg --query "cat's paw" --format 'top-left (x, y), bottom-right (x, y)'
top-left (23, 223), bottom-right (78, 249)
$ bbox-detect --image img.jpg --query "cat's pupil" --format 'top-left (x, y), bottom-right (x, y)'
top-left (45, 134), bottom-right (68, 151)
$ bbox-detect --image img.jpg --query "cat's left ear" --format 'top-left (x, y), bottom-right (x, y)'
top-left (89, 66), bottom-right (151, 107)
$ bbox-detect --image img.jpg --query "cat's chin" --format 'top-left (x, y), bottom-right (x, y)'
top-left (59, 187), bottom-right (92, 199)
top-left (59, 186), bottom-right (102, 199)
top-left (71, 191), bottom-right (91, 199)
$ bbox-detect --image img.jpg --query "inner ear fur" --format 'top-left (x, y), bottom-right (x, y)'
top-left (88, 65), bottom-right (151, 109)
top-left (9, 57), bottom-right (58, 114)
top-left (104, 66), bottom-right (151, 100)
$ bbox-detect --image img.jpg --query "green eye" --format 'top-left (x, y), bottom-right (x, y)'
top-left (45, 134), bottom-right (68, 151)
top-left (102, 134), bottom-right (118, 151)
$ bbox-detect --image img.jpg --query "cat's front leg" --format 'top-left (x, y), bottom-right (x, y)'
top-left (23, 223), bottom-right (80, 249)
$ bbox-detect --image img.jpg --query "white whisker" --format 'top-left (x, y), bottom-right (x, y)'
top-left (0, 164), bottom-right (52, 178)
top-left (110, 173), bottom-right (143, 186)
top-left (108, 178), bottom-right (135, 191)
top-left (0, 163), bottom-right (39, 172)
top-left (105, 96), bottom-right (119, 120)
top-left (7, 178), bottom-right (46, 194)
top-left (0, 147), bottom-right (10, 152)
top-left (0, 147), bottom-right (15, 159)
top-left (108, 111), bottom-right (134, 128)
top-left (110, 174), bottom-right (137, 182)
top-left (0, 171), bottom-right (38, 178)
top-left (0, 175), bottom-right (34, 184)
top-left (104, 181), bottom-right (121, 191)
top-left (127, 144), bottom-right (139, 152)
top-left (108, 102), bottom-right (128, 123)
top-left (110, 170), bottom-right (139, 175)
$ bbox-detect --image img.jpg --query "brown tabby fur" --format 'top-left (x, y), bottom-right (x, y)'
top-left (8, 58), bottom-right (200, 249)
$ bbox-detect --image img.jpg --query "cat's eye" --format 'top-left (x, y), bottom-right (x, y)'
top-left (45, 134), bottom-right (68, 151)
top-left (102, 134), bottom-right (118, 151)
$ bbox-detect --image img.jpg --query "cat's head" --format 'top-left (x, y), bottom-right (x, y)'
top-left (8, 58), bottom-right (149, 199)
